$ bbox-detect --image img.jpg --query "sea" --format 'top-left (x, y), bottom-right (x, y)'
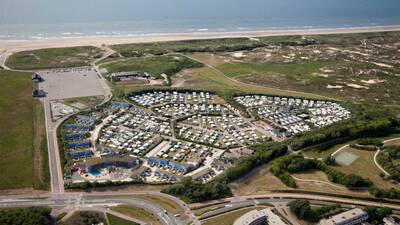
top-left (0, 0), bottom-right (400, 41)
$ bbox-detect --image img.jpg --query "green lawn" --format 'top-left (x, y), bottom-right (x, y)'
top-left (111, 205), bottom-right (162, 225)
top-left (100, 55), bottom-right (203, 78)
top-left (0, 70), bottom-right (48, 190)
top-left (6, 46), bottom-right (102, 70)
top-left (107, 214), bottom-right (139, 225)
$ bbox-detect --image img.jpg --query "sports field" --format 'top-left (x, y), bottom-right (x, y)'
top-left (0, 70), bottom-right (48, 190)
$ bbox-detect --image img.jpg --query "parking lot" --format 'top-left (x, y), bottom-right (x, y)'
top-left (39, 68), bottom-right (107, 100)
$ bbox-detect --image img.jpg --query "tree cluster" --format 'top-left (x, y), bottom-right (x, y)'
top-left (161, 177), bottom-right (232, 203)
top-left (288, 200), bottom-right (341, 222)
top-left (369, 186), bottom-right (400, 199)
top-left (289, 115), bottom-right (396, 151)
top-left (0, 207), bottom-right (51, 225)
top-left (365, 207), bottom-right (393, 225)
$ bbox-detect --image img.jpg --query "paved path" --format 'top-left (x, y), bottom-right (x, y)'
top-left (374, 137), bottom-right (400, 176)
top-left (42, 98), bottom-right (66, 194)
top-left (291, 175), bottom-right (346, 190)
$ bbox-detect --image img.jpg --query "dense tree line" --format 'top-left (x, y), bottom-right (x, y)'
top-left (63, 211), bottom-right (106, 225)
top-left (350, 138), bottom-right (383, 150)
top-left (369, 186), bottom-right (400, 199)
top-left (161, 177), bottom-right (232, 203)
top-left (356, 138), bottom-right (383, 147)
top-left (289, 115), bottom-right (397, 151)
top-left (288, 200), bottom-right (341, 222)
top-left (270, 155), bottom-right (372, 189)
top-left (162, 142), bottom-right (287, 202)
top-left (0, 207), bottom-right (52, 225)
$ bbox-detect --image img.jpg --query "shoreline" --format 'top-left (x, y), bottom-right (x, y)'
top-left (1, 25), bottom-right (400, 52)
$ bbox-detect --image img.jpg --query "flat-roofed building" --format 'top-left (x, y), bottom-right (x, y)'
top-left (384, 215), bottom-right (400, 225)
top-left (319, 208), bottom-right (368, 225)
top-left (110, 71), bottom-right (150, 81)
top-left (233, 208), bottom-right (286, 225)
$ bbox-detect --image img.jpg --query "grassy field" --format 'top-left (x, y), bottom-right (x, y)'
top-left (100, 55), bottom-right (203, 78)
top-left (201, 206), bottom-right (268, 225)
top-left (111, 37), bottom-right (263, 57)
top-left (6, 46), bottom-right (102, 70)
top-left (107, 214), bottom-right (139, 225)
top-left (0, 70), bottom-right (48, 190)
top-left (332, 147), bottom-right (399, 189)
top-left (137, 195), bottom-right (184, 215)
top-left (116, 66), bottom-right (333, 102)
top-left (111, 205), bottom-right (162, 225)
top-left (217, 61), bottom-right (337, 79)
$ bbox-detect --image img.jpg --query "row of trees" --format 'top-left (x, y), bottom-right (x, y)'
top-left (0, 207), bottom-right (51, 225)
top-left (288, 114), bottom-right (397, 151)
top-left (369, 186), bottom-right (400, 199)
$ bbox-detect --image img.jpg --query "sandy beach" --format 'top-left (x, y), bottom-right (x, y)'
top-left (1, 25), bottom-right (400, 53)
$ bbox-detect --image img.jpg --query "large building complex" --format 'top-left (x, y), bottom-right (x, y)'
top-left (233, 208), bottom-right (287, 225)
top-left (319, 208), bottom-right (368, 225)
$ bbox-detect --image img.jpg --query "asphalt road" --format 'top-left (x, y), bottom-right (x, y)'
top-left (41, 97), bottom-right (65, 194)
top-left (0, 193), bottom-right (182, 225)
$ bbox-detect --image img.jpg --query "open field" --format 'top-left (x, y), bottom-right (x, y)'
top-left (171, 32), bottom-right (400, 106)
top-left (201, 206), bottom-right (268, 225)
top-left (117, 66), bottom-right (333, 102)
top-left (100, 55), bottom-right (203, 79)
top-left (332, 147), bottom-right (399, 189)
top-left (0, 70), bottom-right (48, 190)
top-left (111, 205), bottom-right (162, 225)
top-left (107, 213), bottom-right (139, 225)
top-left (6, 46), bottom-right (102, 70)
top-left (230, 165), bottom-right (289, 196)
top-left (110, 37), bottom-right (263, 57)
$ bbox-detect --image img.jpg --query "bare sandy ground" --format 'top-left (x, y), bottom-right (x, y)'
top-left (1, 25), bottom-right (400, 53)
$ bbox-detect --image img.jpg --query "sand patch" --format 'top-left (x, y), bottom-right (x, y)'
top-left (327, 84), bottom-right (343, 89)
top-left (232, 52), bottom-right (245, 58)
top-left (361, 79), bottom-right (386, 84)
top-left (313, 73), bottom-right (329, 78)
top-left (346, 83), bottom-right (369, 89)
top-left (371, 62), bottom-right (393, 68)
